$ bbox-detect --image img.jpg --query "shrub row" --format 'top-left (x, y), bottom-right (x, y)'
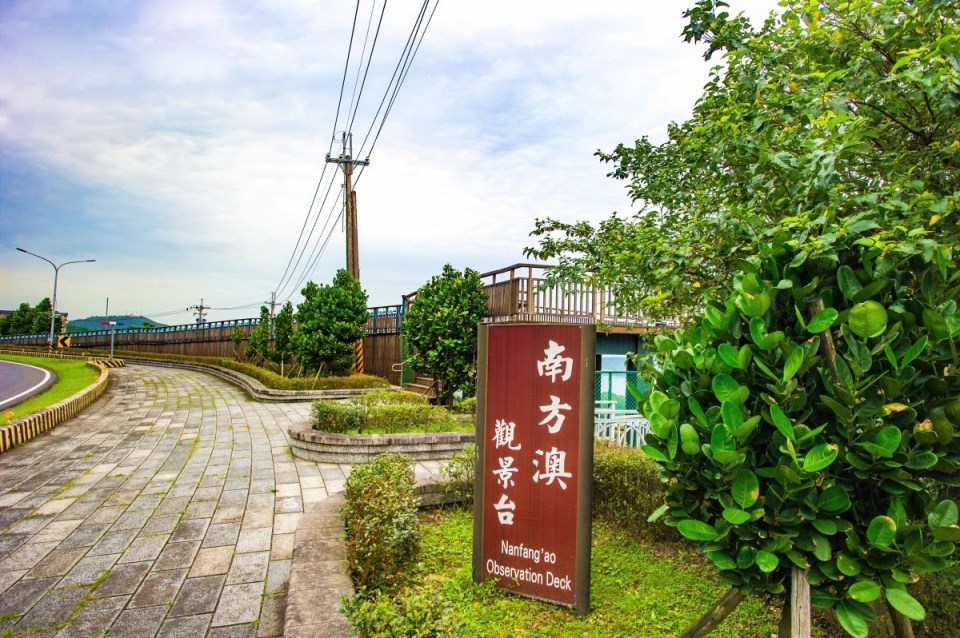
top-left (312, 391), bottom-right (467, 434)
top-left (342, 454), bottom-right (420, 594)
top-left (65, 348), bottom-right (391, 391)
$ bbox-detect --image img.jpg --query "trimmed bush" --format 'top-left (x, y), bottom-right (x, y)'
top-left (342, 454), bottom-right (420, 593)
top-left (452, 396), bottom-right (477, 415)
top-left (592, 441), bottom-right (678, 542)
top-left (342, 588), bottom-right (458, 637)
top-left (364, 404), bottom-right (451, 434)
top-left (355, 390), bottom-right (428, 409)
top-left (439, 444), bottom-right (476, 502)
top-left (311, 401), bottom-right (365, 434)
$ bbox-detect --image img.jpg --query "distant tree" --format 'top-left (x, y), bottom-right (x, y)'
top-left (31, 298), bottom-right (52, 335)
top-left (292, 270), bottom-right (368, 376)
top-left (403, 264), bottom-right (488, 405)
top-left (230, 326), bottom-right (245, 361)
top-left (246, 306), bottom-right (272, 363)
top-left (1, 301), bottom-right (43, 336)
top-left (273, 301), bottom-right (295, 377)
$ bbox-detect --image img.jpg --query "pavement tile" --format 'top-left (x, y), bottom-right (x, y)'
top-left (111, 508), bottom-right (153, 531)
top-left (103, 490), bottom-right (140, 508)
top-left (129, 568), bottom-right (188, 608)
top-left (155, 495), bottom-right (191, 515)
top-left (109, 604), bottom-right (169, 637)
top-left (184, 500), bottom-right (217, 520)
top-left (2, 540), bottom-right (60, 570)
top-left (0, 576), bottom-right (58, 616)
top-left (24, 546), bottom-right (88, 579)
top-left (240, 508), bottom-right (273, 530)
top-left (202, 522), bottom-right (240, 548)
top-left (0, 531), bottom-right (32, 558)
top-left (0, 569), bottom-right (28, 595)
top-left (169, 574), bottom-right (225, 616)
top-left (226, 551), bottom-right (269, 585)
top-left (33, 498), bottom-right (77, 517)
top-left (270, 534), bottom-right (294, 561)
top-left (31, 519), bottom-right (84, 544)
top-left (59, 552), bottom-right (119, 586)
top-left (257, 592), bottom-right (286, 638)
top-left (60, 523), bottom-right (110, 548)
top-left (85, 505), bottom-right (127, 526)
top-left (272, 513), bottom-right (301, 536)
top-left (55, 593), bottom-right (126, 637)
top-left (245, 493), bottom-right (274, 510)
top-left (141, 514), bottom-right (181, 536)
top-left (153, 540), bottom-right (200, 571)
top-left (209, 623), bottom-right (257, 638)
top-left (0, 491), bottom-right (30, 507)
top-left (156, 612), bottom-right (212, 637)
top-left (13, 585), bottom-right (87, 632)
top-left (265, 559), bottom-right (290, 594)
top-left (6, 516), bottom-right (53, 536)
top-left (169, 518), bottom-right (209, 543)
top-left (211, 505), bottom-right (245, 525)
top-left (87, 527), bottom-right (139, 556)
top-left (189, 546), bottom-right (235, 577)
top-left (93, 560), bottom-right (152, 598)
top-left (212, 582), bottom-right (263, 627)
top-left (118, 534), bottom-right (169, 564)
top-left (235, 527), bottom-right (271, 554)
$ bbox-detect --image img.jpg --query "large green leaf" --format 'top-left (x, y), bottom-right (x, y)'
top-left (783, 346), bottom-right (804, 382)
top-left (900, 335), bottom-right (928, 367)
top-left (707, 551), bottom-right (736, 570)
top-left (837, 265), bottom-right (863, 300)
top-left (848, 580), bottom-right (881, 603)
top-left (679, 423), bottom-right (701, 455)
top-left (712, 374), bottom-right (740, 403)
top-left (928, 500), bottom-right (959, 529)
top-left (905, 450), bottom-right (939, 469)
top-left (711, 424), bottom-right (740, 464)
top-left (837, 553), bottom-right (861, 577)
top-left (885, 589), bottom-right (926, 621)
top-left (732, 470), bottom-right (760, 508)
top-left (640, 445), bottom-right (668, 462)
top-left (769, 404), bottom-right (797, 442)
top-left (867, 516), bottom-right (897, 548)
top-left (802, 443), bottom-right (839, 473)
top-left (807, 307), bottom-right (839, 333)
top-left (722, 507), bottom-right (751, 524)
top-left (871, 426), bottom-right (902, 458)
top-left (755, 550), bottom-right (779, 573)
top-left (835, 601), bottom-right (869, 638)
top-left (922, 308), bottom-right (950, 340)
top-left (717, 343), bottom-right (746, 369)
top-left (677, 519), bottom-right (718, 541)
top-left (848, 301), bottom-right (888, 338)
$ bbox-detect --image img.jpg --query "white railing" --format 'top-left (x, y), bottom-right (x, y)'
top-left (594, 404), bottom-right (649, 448)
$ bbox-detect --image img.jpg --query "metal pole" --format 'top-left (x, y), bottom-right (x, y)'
top-left (15, 248), bottom-right (96, 347)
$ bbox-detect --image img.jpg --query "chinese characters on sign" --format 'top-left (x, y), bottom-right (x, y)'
top-left (474, 324), bottom-right (594, 615)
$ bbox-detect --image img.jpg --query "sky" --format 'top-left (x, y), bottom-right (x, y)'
top-left (0, 0), bottom-right (782, 326)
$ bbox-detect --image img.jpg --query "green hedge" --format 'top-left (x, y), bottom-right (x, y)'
top-left (343, 454), bottom-right (420, 594)
top-left (312, 391), bottom-right (469, 434)
top-left (592, 441), bottom-right (677, 543)
top-left (312, 402), bottom-right (365, 434)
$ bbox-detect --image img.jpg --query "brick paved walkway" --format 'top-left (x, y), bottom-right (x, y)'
top-left (0, 365), bottom-right (350, 637)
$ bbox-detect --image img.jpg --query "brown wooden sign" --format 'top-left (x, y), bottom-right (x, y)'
top-left (473, 323), bottom-right (594, 615)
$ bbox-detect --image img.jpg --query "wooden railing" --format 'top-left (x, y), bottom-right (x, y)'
top-left (479, 263), bottom-right (656, 328)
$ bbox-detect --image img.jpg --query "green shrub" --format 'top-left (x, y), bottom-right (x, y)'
top-left (342, 587), bottom-right (458, 637)
top-left (311, 401), bottom-right (365, 433)
top-left (440, 444), bottom-right (476, 502)
top-left (342, 454), bottom-right (420, 593)
top-left (355, 390), bottom-right (428, 409)
top-left (592, 441), bottom-right (678, 543)
top-left (452, 396), bottom-right (476, 415)
top-left (364, 404), bottom-right (449, 434)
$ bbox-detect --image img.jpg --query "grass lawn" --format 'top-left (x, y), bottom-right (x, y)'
top-left (366, 507), bottom-right (847, 637)
top-left (0, 354), bottom-right (100, 420)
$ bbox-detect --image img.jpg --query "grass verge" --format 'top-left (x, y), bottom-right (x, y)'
top-left (350, 506), bottom-right (851, 637)
top-left (0, 354), bottom-right (100, 420)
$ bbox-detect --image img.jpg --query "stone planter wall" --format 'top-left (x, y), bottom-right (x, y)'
top-left (287, 422), bottom-right (475, 464)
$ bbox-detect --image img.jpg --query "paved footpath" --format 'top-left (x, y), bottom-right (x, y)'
top-left (0, 365), bottom-right (362, 637)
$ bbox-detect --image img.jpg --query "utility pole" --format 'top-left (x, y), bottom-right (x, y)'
top-left (268, 291), bottom-right (276, 340)
top-left (187, 299), bottom-right (208, 324)
top-left (325, 132), bottom-right (369, 282)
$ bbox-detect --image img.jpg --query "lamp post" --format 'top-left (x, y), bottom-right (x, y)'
top-left (16, 248), bottom-right (96, 348)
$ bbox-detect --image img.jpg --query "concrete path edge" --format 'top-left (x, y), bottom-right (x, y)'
top-left (0, 360), bottom-right (111, 453)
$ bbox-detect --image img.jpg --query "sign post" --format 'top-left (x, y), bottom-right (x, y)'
top-left (473, 323), bottom-right (595, 615)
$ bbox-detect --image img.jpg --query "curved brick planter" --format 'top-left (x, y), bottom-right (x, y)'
top-left (287, 421), bottom-right (475, 463)
top-left (0, 360), bottom-right (111, 454)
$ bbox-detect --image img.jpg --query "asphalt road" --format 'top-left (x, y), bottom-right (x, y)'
top-left (0, 359), bottom-right (56, 411)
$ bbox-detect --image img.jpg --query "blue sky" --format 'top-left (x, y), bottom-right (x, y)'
top-left (1, 0), bottom-right (781, 325)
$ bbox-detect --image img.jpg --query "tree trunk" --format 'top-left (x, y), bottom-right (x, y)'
top-left (888, 604), bottom-right (915, 638)
top-left (778, 567), bottom-right (811, 638)
top-left (679, 587), bottom-right (745, 638)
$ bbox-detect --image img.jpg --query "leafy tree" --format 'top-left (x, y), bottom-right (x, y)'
top-left (292, 269), bottom-right (368, 376)
top-left (273, 301), bottom-right (295, 376)
top-left (403, 264), bottom-right (488, 405)
top-left (246, 306), bottom-right (272, 363)
top-left (31, 298), bottom-right (53, 335)
top-left (230, 326), bottom-right (245, 361)
top-left (523, 1), bottom-right (959, 636)
top-left (526, 0), bottom-right (959, 322)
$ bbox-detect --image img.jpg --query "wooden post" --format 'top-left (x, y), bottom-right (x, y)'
top-left (806, 297), bottom-right (840, 384)
top-left (678, 587), bottom-right (745, 638)
top-left (888, 604), bottom-right (916, 638)
top-left (790, 567), bottom-right (812, 638)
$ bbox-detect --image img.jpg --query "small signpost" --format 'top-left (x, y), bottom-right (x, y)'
top-left (57, 335), bottom-right (71, 348)
top-left (473, 323), bottom-right (595, 615)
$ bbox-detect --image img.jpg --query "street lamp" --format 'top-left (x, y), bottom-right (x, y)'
top-left (16, 248), bottom-right (96, 348)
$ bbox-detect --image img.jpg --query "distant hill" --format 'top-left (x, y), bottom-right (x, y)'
top-left (67, 315), bottom-right (167, 332)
